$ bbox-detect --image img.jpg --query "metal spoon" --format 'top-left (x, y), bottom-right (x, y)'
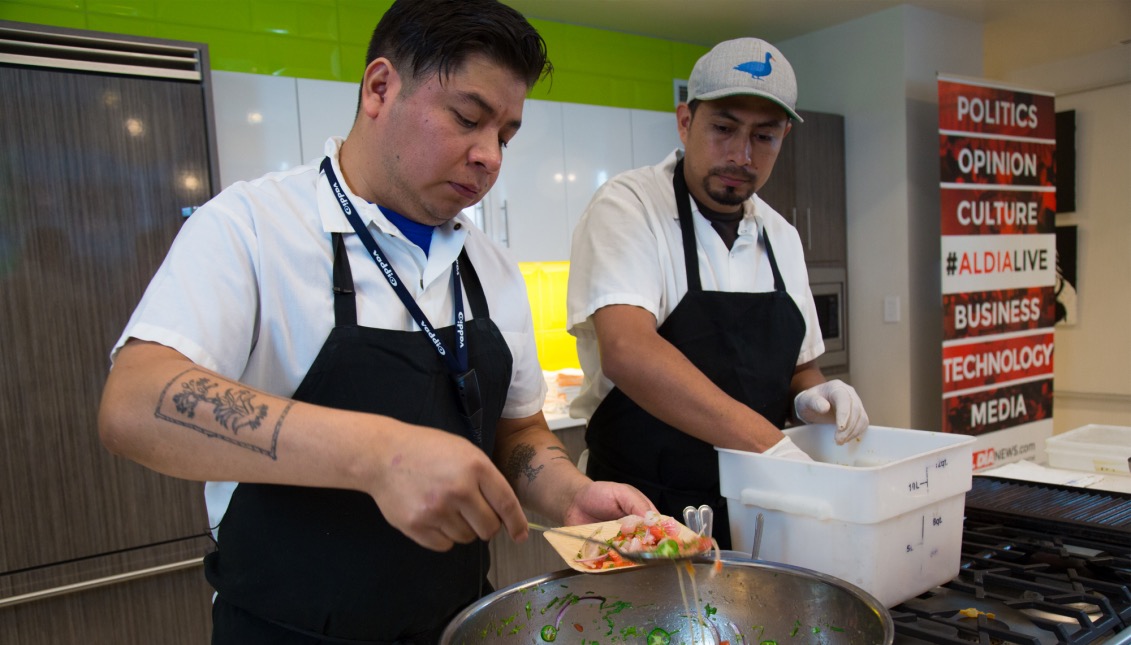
top-left (751, 512), bottom-right (764, 560)
top-left (528, 522), bottom-right (709, 564)
top-left (682, 504), bottom-right (714, 539)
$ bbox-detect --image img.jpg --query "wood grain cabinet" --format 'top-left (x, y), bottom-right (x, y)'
top-left (757, 109), bottom-right (847, 267)
top-left (1, 548), bottom-right (214, 645)
top-left (0, 22), bottom-right (218, 643)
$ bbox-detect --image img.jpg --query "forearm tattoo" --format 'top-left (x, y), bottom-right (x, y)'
top-left (154, 368), bottom-right (290, 459)
top-left (503, 442), bottom-right (543, 484)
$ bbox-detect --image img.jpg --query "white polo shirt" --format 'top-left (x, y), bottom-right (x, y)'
top-left (566, 149), bottom-right (824, 421)
top-left (113, 138), bottom-right (546, 531)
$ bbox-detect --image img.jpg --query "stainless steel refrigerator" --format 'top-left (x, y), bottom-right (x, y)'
top-left (1, 21), bottom-right (219, 643)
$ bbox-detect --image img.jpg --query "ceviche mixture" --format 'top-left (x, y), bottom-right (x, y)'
top-left (574, 511), bottom-right (718, 571)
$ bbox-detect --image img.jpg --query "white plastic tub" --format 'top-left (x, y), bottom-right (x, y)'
top-left (717, 424), bottom-right (976, 608)
top-left (1046, 424), bottom-right (1131, 476)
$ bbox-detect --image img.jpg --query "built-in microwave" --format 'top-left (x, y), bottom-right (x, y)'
top-left (807, 267), bottom-right (848, 373)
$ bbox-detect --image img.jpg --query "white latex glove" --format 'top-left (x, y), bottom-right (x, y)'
top-left (793, 379), bottom-right (870, 445)
top-left (762, 436), bottom-right (814, 461)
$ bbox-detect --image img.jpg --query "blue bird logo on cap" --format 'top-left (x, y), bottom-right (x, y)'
top-left (734, 53), bottom-right (774, 79)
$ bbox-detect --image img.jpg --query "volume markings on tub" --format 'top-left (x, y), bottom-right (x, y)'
top-left (907, 466), bottom-right (932, 493)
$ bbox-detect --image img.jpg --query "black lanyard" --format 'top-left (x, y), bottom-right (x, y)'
top-left (321, 157), bottom-right (483, 443)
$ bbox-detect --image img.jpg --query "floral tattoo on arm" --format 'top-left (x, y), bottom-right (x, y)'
top-left (154, 368), bottom-right (290, 459)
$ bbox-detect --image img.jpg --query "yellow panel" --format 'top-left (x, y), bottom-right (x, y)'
top-left (540, 261), bottom-right (570, 333)
top-left (518, 261), bottom-right (579, 370)
top-left (540, 330), bottom-right (579, 371)
top-left (519, 262), bottom-right (543, 329)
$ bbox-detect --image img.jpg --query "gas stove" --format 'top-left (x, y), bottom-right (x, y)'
top-left (891, 476), bottom-right (1131, 644)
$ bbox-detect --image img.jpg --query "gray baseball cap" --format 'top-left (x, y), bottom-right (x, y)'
top-left (687, 37), bottom-right (803, 122)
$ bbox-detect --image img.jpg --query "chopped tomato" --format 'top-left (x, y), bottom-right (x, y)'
top-left (573, 511), bottom-right (720, 571)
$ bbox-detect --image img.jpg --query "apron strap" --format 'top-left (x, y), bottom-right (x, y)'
top-left (672, 157), bottom-right (702, 293)
top-left (331, 235), bottom-right (491, 324)
top-left (332, 232), bottom-right (358, 326)
top-left (457, 248), bottom-right (490, 319)
top-left (762, 234), bottom-right (787, 293)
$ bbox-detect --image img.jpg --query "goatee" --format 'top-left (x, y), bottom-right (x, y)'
top-left (702, 166), bottom-right (757, 206)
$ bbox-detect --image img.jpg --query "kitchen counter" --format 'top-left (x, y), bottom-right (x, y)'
top-left (979, 459), bottom-right (1131, 493)
top-left (544, 412), bottom-right (584, 431)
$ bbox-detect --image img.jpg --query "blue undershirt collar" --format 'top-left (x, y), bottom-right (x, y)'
top-left (377, 205), bottom-right (435, 256)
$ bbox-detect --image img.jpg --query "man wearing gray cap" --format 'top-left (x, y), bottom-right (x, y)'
top-left (566, 38), bottom-right (870, 549)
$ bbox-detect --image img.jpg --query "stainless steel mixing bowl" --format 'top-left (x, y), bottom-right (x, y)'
top-left (442, 556), bottom-right (893, 644)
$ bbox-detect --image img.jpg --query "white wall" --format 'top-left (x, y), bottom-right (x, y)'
top-left (900, 9), bottom-right (984, 432)
top-left (1048, 83), bottom-right (1131, 432)
top-left (778, 6), bottom-right (983, 430)
top-left (1002, 42), bottom-right (1131, 432)
top-left (780, 6), bottom-right (1131, 434)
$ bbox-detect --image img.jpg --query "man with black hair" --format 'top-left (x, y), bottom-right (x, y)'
top-left (99, 1), bottom-right (652, 641)
top-left (567, 38), bottom-right (870, 551)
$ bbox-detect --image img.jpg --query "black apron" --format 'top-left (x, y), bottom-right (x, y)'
top-left (584, 158), bottom-right (806, 551)
top-left (206, 231), bottom-right (513, 644)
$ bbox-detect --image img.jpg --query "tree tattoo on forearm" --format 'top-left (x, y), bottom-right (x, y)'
top-left (503, 444), bottom-right (574, 484)
top-left (503, 442), bottom-right (543, 484)
top-left (154, 368), bottom-right (290, 459)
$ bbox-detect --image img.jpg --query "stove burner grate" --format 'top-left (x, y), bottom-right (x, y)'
top-left (965, 477), bottom-right (1131, 544)
top-left (892, 479), bottom-right (1131, 645)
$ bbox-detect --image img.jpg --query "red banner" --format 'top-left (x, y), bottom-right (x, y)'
top-left (943, 379), bottom-right (1054, 437)
top-left (942, 287), bottom-right (1057, 339)
top-left (938, 75), bottom-right (1056, 449)
top-left (938, 78), bottom-right (1055, 138)
top-left (940, 135), bottom-right (1055, 186)
top-left (940, 189), bottom-right (1055, 236)
top-left (942, 331), bottom-right (1054, 393)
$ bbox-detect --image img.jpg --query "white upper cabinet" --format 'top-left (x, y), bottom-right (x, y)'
top-left (295, 78), bottom-right (359, 163)
top-left (212, 73), bottom-right (358, 189)
top-left (561, 102), bottom-right (634, 243)
top-left (212, 76), bottom-right (683, 262)
top-left (630, 108), bottom-right (681, 168)
top-left (211, 71), bottom-right (303, 189)
top-left (480, 102), bottom-right (680, 261)
top-left (485, 99), bottom-right (569, 261)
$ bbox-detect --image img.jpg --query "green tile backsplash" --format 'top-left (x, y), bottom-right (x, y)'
top-left (0, 0), bottom-right (706, 111)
